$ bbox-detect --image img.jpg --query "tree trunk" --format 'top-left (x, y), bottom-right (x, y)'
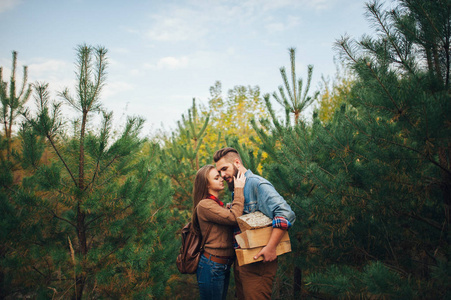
top-left (194, 137), bottom-right (199, 170)
top-left (79, 112), bottom-right (87, 190)
top-left (74, 112), bottom-right (88, 299)
top-left (294, 231), bottom-right (303, 298)
top-left (294, 266), bottom-right (303, 298)
top-left (439, 145), bottom-right (450, 244)
top-left (74, 273), bottom-right (86, 300)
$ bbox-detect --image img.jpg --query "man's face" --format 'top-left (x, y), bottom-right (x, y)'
top-left (215, 157), bottom-right (239, 191)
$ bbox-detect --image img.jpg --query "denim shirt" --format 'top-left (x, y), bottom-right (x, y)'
top-left (241, 169), bottom-right (296, 225)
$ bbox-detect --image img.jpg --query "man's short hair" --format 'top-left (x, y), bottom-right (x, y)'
top-left (213, 147), bottom-right (242, 163)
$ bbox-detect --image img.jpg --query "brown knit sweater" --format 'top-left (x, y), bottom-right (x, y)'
top-left (196, 187), bottom-right (244, 257)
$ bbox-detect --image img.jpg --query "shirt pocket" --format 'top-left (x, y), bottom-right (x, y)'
top-left (243, 201), bottom-right (257, 214)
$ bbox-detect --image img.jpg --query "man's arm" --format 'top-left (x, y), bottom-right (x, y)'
top-left (253, 227), bottom-right (286, 262)
top-left (253, 182), bottom-right (295, 262)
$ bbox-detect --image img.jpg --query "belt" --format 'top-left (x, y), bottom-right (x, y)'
top-left (203, 252), bottom-right (235, 265)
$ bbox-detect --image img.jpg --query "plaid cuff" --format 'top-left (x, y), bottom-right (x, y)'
top-left (272, 216), bottom-right (292, 230)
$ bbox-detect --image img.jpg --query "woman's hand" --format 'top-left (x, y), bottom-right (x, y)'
top-left (233, 171), bottom-right (246, 189)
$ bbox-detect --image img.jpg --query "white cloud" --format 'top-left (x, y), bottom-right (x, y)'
top-left (144, 56), bottom-right (189, 70)
top-left (308, 0), bottom-right (333, 10)
top-left (111, 47), bottom-right (130, 54)
top-left (0, 0), bottom-right (22, 13)
top-left (266, 22), bottom-right (286, 33)
top-left (141, 0), bottom-right (328, 44)
top-left (265, 15), bottom-right (301, 33)
top-left (102, 81), bottom-right (134, 100)
top-left (0, 58), bottom-right (72, 95)
top-left (28, 59), bottom-right (69, 74)
top-left (27, 59), bottom-right (133, 100)
top-left (143, 1), bottom-right (258, 43)
top-left (27, 59), bottom-right (73, 88)
top-left (146, 8), bottom-right (209, 42)
top-left (244, 0), bottom-right (331, 11)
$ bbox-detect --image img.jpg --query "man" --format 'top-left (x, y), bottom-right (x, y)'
top-left (214, 147), bottom-right (295, 300)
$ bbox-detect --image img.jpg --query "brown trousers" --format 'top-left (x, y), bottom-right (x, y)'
top-left (234, 259), bottom-right (278, 300)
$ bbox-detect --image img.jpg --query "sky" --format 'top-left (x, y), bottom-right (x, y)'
top-left (1, 0), bottom-right (373, 136)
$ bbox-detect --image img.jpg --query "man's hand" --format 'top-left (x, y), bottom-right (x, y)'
top-left (253, 227), bottom-right (286, 262)
top-left (254, 244), bottom-right (277, 262)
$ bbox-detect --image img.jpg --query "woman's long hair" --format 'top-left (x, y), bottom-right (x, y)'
top-left (191, 165), bottom-right (215, 234)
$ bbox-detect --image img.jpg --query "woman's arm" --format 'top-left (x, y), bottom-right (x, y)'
top-left (198, 171), bottom-right (246, 225)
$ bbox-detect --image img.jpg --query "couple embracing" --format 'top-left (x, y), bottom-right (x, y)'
top-left (191, 147), bottom-right (295, 299)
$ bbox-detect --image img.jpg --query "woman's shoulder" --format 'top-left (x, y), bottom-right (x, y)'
top-left (197, 199), bottom-right (215, 209)
top-left (197, 199), bottom-right (223, 219)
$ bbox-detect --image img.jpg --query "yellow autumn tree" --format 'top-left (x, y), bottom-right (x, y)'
top-left (203, 81), bottom-right (269, 150)
top-left (316, 60), bottom-right (355, 123)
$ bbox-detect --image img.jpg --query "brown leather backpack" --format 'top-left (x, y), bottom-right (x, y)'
top-left (176, 221), bottom-right (212, 274)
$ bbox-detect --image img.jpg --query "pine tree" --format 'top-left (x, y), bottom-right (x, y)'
top-left (252, 0), bottom-right (451, 298)
top-left (251, 50), bottom-right (319, 297)
top-left (0, 51), bottom-right (33, 299)
top-left (272, 48), bottom-right (319, 124)
top-left (2, 45), bottom-right (178, 299)
top-left (157, 98), bottom-right (211, 209)
top-left (0, 51), bottom-right (32, 160)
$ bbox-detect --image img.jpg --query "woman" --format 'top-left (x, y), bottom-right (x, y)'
top-left (192, 164), bottom-right (246, 300)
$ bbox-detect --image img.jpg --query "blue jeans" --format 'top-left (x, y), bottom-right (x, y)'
top-left (196, 254), bottom-right (231, 300)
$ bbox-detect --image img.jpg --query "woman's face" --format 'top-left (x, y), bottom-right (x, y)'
top-left (207, 168), bottom-right (225, 192)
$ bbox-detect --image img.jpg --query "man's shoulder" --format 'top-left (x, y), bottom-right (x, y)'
top-left (245, 170), bottom-right (271, 185)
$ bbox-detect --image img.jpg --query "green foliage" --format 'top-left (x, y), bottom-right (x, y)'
top-left (156, 98), bottom-right (211, 210)
top-left (0, 51), bottom-right (32, 159)
top-left (316, 60), bottom-right (355, 122)
top-left (273, 48), bottom-right (319, 124)
top-left (225, 135), bottom-right (263, 176)
top-left (1, 45), bottom-right (179, 299)
top-left (251, 0), bottom-right (451, 298)
top-left (307, 262), bottom-right (415, 299)
top-left (207, 81), bottom-right (269, 147)
top-left (3, 1), bottom-right (451, 298)
top-left (18, 122), bottom-right (45, 170)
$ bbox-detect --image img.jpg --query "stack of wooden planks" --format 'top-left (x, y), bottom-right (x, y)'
top-left (235, 211), bottom-right (291, 266)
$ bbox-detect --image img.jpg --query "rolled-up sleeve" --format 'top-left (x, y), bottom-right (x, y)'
top-left (257, 182), bottom-right (296, 226)
top-left (272, 216), bottom-right (292, 229)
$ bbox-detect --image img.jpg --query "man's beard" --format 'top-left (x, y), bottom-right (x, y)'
top-left (226, 165), bottom-right (239, 192)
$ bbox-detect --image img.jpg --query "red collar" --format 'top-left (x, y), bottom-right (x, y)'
top-left (207, 194), bottom-right (224, 207)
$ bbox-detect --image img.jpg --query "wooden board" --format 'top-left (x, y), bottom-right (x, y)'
top-left (235, 240), bottom-right (292, 266)
top-left (237, 211), bottom-right (272, 232)
top-left (235, 227), bottom-right (290, 249)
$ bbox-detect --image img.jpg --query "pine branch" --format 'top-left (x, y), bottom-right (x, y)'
top-left (342, 109), bottom-right (451, 175)
top-left (86, 112), bottom-right (112, 192)
top-left (367, 2), bottom-right (414, 73)
top-left (84, 154), bottom-right (120, 191)
top-left (47, 134), bottom-right (78, 187)
top-left (32, 266), bottom-right (47, 278)
top-left (378, 135), bottom-right (449, 176)
top-left (404, 211), bottom-right (443, 230)
top-left (84, 201), bottom-right (129, 229)
top-left (42, 205), bottom-right (77, 228)
top-left (95, 235), bottom-right (132, 268)
top-left (289, 48), bottom-right (297, 104)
